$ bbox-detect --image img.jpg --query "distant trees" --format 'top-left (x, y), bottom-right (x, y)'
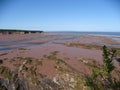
top-left (0, 29), bottom-right (43, 34)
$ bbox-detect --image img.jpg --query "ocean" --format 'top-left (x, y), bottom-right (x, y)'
top-left (48, 31), bottom-right (120, 37)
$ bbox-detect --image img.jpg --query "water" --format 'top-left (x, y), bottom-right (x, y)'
top-left (0, 35), bottom-right (79, 51)
top-left (49, 31), bottom-right (120, 36)
top-left (49, 31), bottom-right (120, 43)
top-left (0, 32), bottom-right (120, 51)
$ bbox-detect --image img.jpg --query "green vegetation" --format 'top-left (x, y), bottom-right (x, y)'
top-left (44, 51), bottom-right (59, 60)
top-left (84, 45), bottom-right (120, 90)
top-left (56, 42), bottom-right (120, 56)
top-left (103, 45), bottom-right (116, 73)
top-left (13, 63), bottom-right (21, 67)
top-left (25, 57), bottom-right (33, 64)
top-left (0, 60), bottom-right (3, 64)
top-left (79, 58), bottom-right (101, 69)
top-left (35, 60), bottom-right (43, 66)
top-left (18, 48), bottom-right (28, 50)
top-left (43, 51), bottom-right (70, 73)
top-left (0, 66), bottom-right (12, 79)
top-left (68, 43), bottom-right (102, 50)
top-left (55, 59), bottom-right (66, 65)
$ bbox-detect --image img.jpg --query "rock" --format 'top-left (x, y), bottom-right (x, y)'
top-left (0, 77), bottom-right (30, 90)
top-left (39, 74), bottom-right (77, 90)
top-left (52, 74), bottom-right (77, 90)
top-left (0, 73), bottom-right (77, 90)
top-left (39, 78), bottom-right (59, 90)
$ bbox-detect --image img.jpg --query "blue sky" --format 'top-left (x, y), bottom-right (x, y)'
top-left (0, 0), bottom-right (120, 32)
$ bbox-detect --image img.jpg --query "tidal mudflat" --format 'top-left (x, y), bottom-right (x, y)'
top-left (0, 32), bottom-right (120, 90)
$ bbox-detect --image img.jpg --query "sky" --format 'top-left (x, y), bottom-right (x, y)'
top-left (0, 0), bottom-right (120, 32)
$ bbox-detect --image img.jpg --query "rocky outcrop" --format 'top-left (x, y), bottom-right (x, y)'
top-left (0, 77), bottom-right (29, 90)
top-left (0, 73), bottom-right (77, 90)
top-left (39, 74), bottom-right (76, 90)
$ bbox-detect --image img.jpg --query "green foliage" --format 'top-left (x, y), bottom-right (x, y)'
top-left (103, 45), bottom-right (116, 73)
top-left (36, 60), bottom-right (43, 66)
top-left (68, 43), bottom-right (102, 50)
top-left (25, 57), bottom-right (32, 64)
top-left (84, 70), bottom-right (102, 90)
top-left (13, 63), bottom-right (21, 67)
top-left (46, 54), bottom-right (57, 60)
top-left (44, 51), bottom-right (59, 60)
top-left (56, 59), bottom-right (66, 65)
top-left (85, 76), bottom-right (99, 90)
top-left (91, 70), bottom-right (101, 79)
top-left (0, 66), bottom-right (12, 79)
top-left (85, 45), bottom-right (120, 90)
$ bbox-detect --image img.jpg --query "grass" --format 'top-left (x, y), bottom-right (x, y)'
top-left (79, 58), bottom-right (101, 70)
top-left (9, 58), bottom-right (16, 63)
top-left (68, 42), bottom-right (120, 57)
top-left (43, 51), bottom-right (59, 60)
top-left (35, 60), bottom-right (43, 66)
top-left (43, 51), bottom-right (71, 73)
top-left (68, 43), bottom-right (102, 50)
top-left (55, 42), bottom-right (120, 56)
top-left (13, 63), bottom-right (21, 67)
top-left (18, 48), bottom-right (29, 50)
top-left (83, 46), bottom-right (120, 90)
top-left (25, 57), bottom-right (33, 64)
top-left (0, 66), bottom-right (12, 79)
top-left (55, 59), bottom-right (66, 65)
top-left (0, 56), bottom-right (43, 84)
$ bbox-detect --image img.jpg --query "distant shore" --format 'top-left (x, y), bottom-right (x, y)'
top-left (0, 29), bottom-right (43, 35)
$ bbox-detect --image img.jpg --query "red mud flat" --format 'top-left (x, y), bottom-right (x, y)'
top-left (0, 33), bottom-right (120, 78)
top-left (65, 34), bottom-right (120, 45)
top-left (0, 43), bottom-right (120, 77)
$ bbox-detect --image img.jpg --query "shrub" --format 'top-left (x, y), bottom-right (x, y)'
top-left (103, 45), bottom-right (116, 74)
top-left (85, 45), bottom-right (120, 90)
top-left (0, 60), bottom-right (3, 64)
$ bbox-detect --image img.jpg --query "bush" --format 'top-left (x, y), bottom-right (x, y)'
top-left (85, 45), bottom-right (120, 90)
top-left (0, 60), bottom-right (3, 64)
top-left (103, 45), bottom-right (116, 74)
